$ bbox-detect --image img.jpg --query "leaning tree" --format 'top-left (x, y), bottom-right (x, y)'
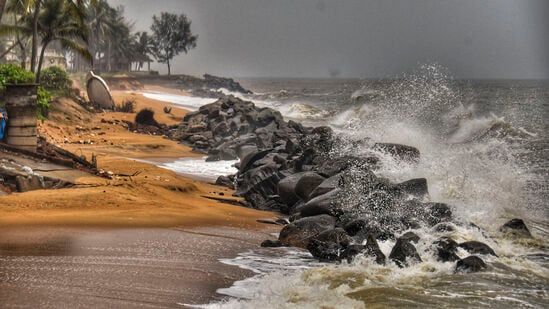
top-left (149, 12), bottom-right (197, 76)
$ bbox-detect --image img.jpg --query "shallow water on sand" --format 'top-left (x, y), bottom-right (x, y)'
top-left (0, 226), bottom-right (274, 308)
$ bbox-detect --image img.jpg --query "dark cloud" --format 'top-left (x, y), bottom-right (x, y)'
top-left (108, 0), bottom-right (549, 79)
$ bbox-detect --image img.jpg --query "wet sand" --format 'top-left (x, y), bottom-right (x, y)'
top-left (0, 85), bottom-right (281, 307)
top-left (0, 226), bottom-right (276, 308)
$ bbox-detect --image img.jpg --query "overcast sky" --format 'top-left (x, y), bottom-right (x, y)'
top-left (108, 0), bottom-right (549, 79)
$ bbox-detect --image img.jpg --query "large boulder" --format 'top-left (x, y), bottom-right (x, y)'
top-left (299, 189), bottom-right (343, 218)
top-left (455, 256), bottom-right (487, 273)
top-left (278, 214), bottom-right (337, 248)
top-left (389, 237), bottom-right (422, 267)
top-left (277, 172), bottom-right (308, 206)
top-left (373, 143), bottom-right (420, 162)
top-left (307, 228), bottom-right (351, 261)
top-left (308, 173), bottom-right (343, 199)
top-left (294, 172), bottom-right (325, 202)
top-left (425, 203), bottom-right (452, 226)
top-left (316, 155), bottom-right (378, 177)
top-left (433, 237), bottom-right (460, 262)
top-left (499, 218), bottom-right (532, 238)
top-left (343, 234), bottom-right (386, 264)
top-left (394, 178), bottom-right (429, 199)
top-left (458, 241), bottom-right (497, 256)
top-left (234, 164), bottom-right (282, 210)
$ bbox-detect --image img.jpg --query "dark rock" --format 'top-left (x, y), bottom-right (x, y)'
top-left (353, 224), bottom-right (395, 242)
top-left (389, 237), bottom-right (422, 267)
top-left (239, 149), bottom-right (273, 173)
top-left (299, 189), bottom-right (343, 218)
top-left (341, 244), bottom-right (366, 262)
top-left (203, 74), bottom-right (252, 94)
top-left (261, 239), bottom-right (285, 247)
top-left (307, 228), bottom-right (351, 262)
top-left (433, 237), bottom-right (460, 262)
top-left (425, 203), bottom-right (452, 226)
top-left (373, 143), bottom-right (420, 162)
top-left (277, 172), bottom-right (308, 206)
top-left (459, 241), bottom-right (497, 256)
top-left (394, 178), bottom-right (429, 199)
top-left (455, 256), bottom-right (487, 273)
top-left (400, 231), bottom-right (420, 244)
top-left (278, 214), bottom-right (336, 248)
top-left (316, 155), bottom-right (377, 177)
top-left (432, 222), bottom-right (456, 233)
top-left (343, 219), bottom-right (368, 236)
top-left (215, 175), bottom-right (235, 189)
top-left (294, 173), bottom-right (325, 202)
top-left (234, 164), bottom-right (282, 210)
top-left (363, 234), bottom-right (386, 264)
top-left (499, 218), bottom-right (532, 238)
top-left (308, 173), bottom-right (343, 199)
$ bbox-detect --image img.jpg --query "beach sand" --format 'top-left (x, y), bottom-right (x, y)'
top-left (0, 87), bottom-right (279, 308)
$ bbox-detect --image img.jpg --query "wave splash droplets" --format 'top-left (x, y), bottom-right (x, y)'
top-left (194, 64), bottom-right (547, 308)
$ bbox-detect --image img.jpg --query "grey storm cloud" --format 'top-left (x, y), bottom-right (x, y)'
top-left (108, 0), bottom-right (549, 79)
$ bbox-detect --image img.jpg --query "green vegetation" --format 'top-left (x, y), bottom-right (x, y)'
top-left (135, 108), bottom-right (158, 126)
top-left (40, 65), bottom-right (71, 95)
top-left (0, 63), bottom-right (34, 94)
top-left (115, 98), bottom-right (135, 113)
top-left (150, 12), bottom-right (197, 76)
top-left (0, 63), bottom-right (51, 118)
top-left (1, 1), bottom-right (198, 76)
top-left (36, 85), bottom-right (51, 118)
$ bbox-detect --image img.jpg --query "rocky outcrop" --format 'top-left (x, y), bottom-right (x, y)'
top-left (499, 218), bottom-right (532, 238)
top-left (168, 97), bottom-right (506, 267)
top-left (455, 256), bottom-right (487, 273)
top-left (203, 74), bottom-right (252, 94)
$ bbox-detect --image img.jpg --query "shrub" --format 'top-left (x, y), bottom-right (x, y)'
top-left (0, 64), bottom-right (35, 95)
top-left (115, 98), bottom-right (136, 113)
top-left (40, 66), bottom-right (72, 93)
top-left (135, 108), bottom-right (158, 126)
top-left (37, 86), bottom-right (52, 119)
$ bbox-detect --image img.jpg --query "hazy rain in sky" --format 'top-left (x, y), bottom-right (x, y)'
top-left (108, 0), bottom-right (548, 79)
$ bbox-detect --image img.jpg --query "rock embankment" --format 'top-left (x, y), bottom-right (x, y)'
top-left (169, 97), bottom-right (533, 271)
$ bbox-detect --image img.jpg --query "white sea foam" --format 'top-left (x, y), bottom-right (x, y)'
top-left (141, 92), bottom-right (217, 110)
top-left (160, 157), bottom-right (238, 182)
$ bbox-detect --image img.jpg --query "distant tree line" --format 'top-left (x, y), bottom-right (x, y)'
top-left (0, 0), bottom-right (197, 78)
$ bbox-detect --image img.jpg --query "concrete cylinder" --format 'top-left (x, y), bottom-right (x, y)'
top-left (4, 84), bottom-right (38, 152)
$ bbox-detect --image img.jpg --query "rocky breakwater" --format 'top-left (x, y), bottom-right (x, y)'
top-left (169, 97), bottom-right (536, 273)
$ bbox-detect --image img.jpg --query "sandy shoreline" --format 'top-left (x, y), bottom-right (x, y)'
top-left (0, 86), bottom-right (280, 307)
top-left (0, 225), bottom-right (277, 308)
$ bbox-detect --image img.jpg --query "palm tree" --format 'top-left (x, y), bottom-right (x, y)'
top-left (34, 0), bottom-right (90, 81)
top-left (134, 31), bottom-right (152, 71)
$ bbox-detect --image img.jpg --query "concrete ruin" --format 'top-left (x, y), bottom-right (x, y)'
top-left (3, 84), bottom-right (38, 152)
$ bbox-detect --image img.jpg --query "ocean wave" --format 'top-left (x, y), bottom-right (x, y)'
top-left (141, 92), bottom-right (217, 111)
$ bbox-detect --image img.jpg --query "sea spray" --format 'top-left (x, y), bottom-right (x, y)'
top-left (157, 66), bottom-right (547, 307)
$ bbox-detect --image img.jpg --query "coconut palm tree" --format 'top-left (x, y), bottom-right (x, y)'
top-left (34, 0), bottom-right (90, 81)
top-left (134, 31), bottom-right (152, 71)
top-left (0, 0), bottom-right (93, 74)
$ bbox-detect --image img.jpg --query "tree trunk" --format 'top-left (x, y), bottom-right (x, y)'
top-left (167, 59), bottom-right (171, 76)
top-left (30, 0), bottom-right (42, 73)
top-left (36, 41), bottom-right (50, 83)
top-left (0, 0), bottom-right (7, 23)
top-left (147, 61), bottom-right (150, 72)
top-left (107, 40), bottom-right (112, 72)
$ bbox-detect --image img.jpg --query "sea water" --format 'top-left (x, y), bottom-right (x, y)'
top-left (155, 65), bottom-right (548, 308)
